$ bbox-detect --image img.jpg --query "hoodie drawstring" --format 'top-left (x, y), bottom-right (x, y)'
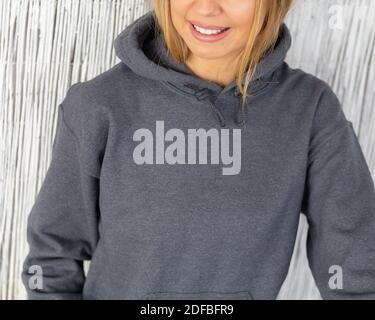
top-left (194, 89), bottom-right (226, 127)
top-left (193, 88), bottom-right (247, 128)
top-left (234, 88), bottom-right (246, 127)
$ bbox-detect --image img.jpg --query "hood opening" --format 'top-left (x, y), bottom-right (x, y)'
top-left (114, 10), bottom-right (292, 127)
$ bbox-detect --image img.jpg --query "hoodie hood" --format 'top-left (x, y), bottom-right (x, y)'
top-left (114, 10), bottom-right (292, 127)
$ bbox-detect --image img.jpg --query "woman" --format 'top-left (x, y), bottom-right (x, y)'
top-left (22, 0), bottom-right (375, 300)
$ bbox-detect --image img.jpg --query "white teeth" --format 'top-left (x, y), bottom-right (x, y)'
top-left (193, 24), bottom-right (225, 35)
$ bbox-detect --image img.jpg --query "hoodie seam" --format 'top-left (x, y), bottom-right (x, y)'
top-left (251, 72), bottom-right (280, 97)
top-left (162, 70), bottom-right (279, 99)
top-left (59, 104), bottom-right (101, 179)
top-left (161, 81), bottom-right (197, 99)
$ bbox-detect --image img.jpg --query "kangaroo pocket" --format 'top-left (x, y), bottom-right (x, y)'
top-left (142, 291), bottom-right (253, 300)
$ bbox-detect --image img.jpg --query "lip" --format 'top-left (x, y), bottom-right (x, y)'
top-left (188, 19), bottom-right (229, 30)
top-left (187, 21), bottom-right (231, 43)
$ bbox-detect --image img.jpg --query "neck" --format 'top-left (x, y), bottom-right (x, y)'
top-left (185, 52), bottom-right (241, 87)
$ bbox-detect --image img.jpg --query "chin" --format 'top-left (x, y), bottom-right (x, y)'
top-left (189, 46), bottom-right (231, 60)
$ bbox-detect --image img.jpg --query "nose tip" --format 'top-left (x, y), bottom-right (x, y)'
top-left (192, 0), bottom-right (223, 17)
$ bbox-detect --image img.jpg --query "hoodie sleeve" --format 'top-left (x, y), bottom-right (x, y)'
top-left (301, 86), bottom-right (375, 299)
top-left (22, 84), bottom-right (102, 300)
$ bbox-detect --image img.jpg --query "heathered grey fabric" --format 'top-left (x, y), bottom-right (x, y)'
top-left (22, 11), bottom-right (375, 300)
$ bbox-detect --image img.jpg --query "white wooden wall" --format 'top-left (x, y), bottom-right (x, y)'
top-left (1, 0), bottom-right (374, 300)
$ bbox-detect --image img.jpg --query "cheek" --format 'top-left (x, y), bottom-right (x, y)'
top-left (170, 3), bottom-right (190, 36)
top-left (234, 22), bottom-right (253, 46)
top-left (228, 5), bottom-right (256, 46)
top-left (227, 0), bottom-right (257, 20)
top-left (170, 1), bottom-right (190, 23)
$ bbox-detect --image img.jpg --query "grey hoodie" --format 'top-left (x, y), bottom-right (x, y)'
top-left (22, 11), bottom-right (375, 300)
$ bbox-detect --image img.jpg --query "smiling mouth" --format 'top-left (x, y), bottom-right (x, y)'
top-left (190, 22), bottom-right (230, 35)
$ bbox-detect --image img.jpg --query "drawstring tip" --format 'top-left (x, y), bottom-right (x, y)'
top-left (235, 109), bottom-right (245, 127)
top-left (218, 115), bottom-right (226, 127)
top-left (235, 118), bottom-right (245, 127)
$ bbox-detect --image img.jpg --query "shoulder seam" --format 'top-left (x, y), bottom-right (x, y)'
top-left (59, 103), bottom-right (100, 179)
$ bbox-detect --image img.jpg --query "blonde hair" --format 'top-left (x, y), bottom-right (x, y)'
top-left (151, 0), bottom-right (293, 110)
